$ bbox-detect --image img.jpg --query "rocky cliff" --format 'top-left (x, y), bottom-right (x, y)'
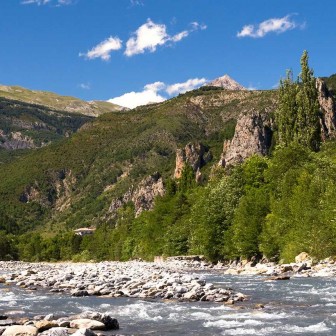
top-left (19, 169), bottom-right (76, 212)
top-left (109, 172), bottom-right (165, 218)
top-left (0, 130), bottom-right (36, 150)
top-left (218, 110), bottom-right (273, 167)
top-left (317, 78), bottom-right (336, 140)
top-left (174, 142), bottom-right (212, 182)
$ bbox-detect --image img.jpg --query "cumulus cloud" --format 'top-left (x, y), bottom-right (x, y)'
top-left (107, 77), bottom-right (207, 108)
top-left (237, 15), bottom-right (298, 38)
top-left (79, 36), bottom-right (122, 61)
top-left (166, 78), bottom-right (207, 95)
top-left (21, 0), bottom-right (74, 5)
top-left (108, 82), bottom-right (166, 109)
top-left (125, 19), bottom-right (206, 57)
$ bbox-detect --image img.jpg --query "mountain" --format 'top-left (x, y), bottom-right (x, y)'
top-left (0, 97), bottom-right (93, 164)
top-left (206, 75), bottom-right (247, 90)
top-left (0, 84), bottom-right (125, 117)
top-left (0, 86), bottom-right (277, 234)
top-left (1, 71), bottom-right (336, 263)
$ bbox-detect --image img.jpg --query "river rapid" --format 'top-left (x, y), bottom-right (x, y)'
top-left (1, 271), bottom-right (336, 335)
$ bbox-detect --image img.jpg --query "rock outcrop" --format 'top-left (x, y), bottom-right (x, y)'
top-left (317, 78), bottom-right (336, 140)
top-left (218, 111), bottom-right (273, 167)
top-left (174, 142), bottom-right (212, 181)
top-left (0, 130), bottom-right (36, 150)
top-left (206, 75), bottom-right (246, 91)
top-left (19, 169), bottom-right (76, 211)
top-left (109, 172), bottom-right (165, 218)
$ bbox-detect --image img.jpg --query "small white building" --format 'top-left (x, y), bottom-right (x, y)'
top-left (74, 228), bottom-right (96, 236)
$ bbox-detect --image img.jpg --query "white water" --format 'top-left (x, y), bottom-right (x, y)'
top-left (1, 272), bottom-right (336, 335)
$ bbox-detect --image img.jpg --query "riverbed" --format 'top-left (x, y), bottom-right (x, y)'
top-left (1, 271), bottom-right (336, 335)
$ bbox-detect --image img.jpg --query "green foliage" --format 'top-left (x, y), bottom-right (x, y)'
top-left (276, 51), bottom-right (320, 151)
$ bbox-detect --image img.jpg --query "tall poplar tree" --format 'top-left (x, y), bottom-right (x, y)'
top-left (276, 50), bottom-right (321, 151)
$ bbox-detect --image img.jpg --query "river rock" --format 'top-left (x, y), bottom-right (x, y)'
top-left (3, 325), bottom-right (38, 336)
top-left (69, 320), bottom-right (105, 331)
top-left (72, 329), bottom-right (97, 336)
top-left (295, 252), bottom-right (311, 263)
top-left (39, 327), bottom-right (69, 336)
top-left (0, 320), bottom-right (13, 327)
top-left (34, 320), bottom-right (58, 332)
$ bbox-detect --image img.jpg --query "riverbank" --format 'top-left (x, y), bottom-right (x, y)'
top-left (2, 258), bottom-right (336, 335)
top-left (0, 260), bottom-right (245, 304)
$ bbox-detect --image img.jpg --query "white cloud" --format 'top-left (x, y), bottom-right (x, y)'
top-left (237, 15), bottom-right (298, 38)
top-left (190, 22), bottom-right (207, 31)
top-left (166, 78), bottom-right (207, 95)
top-left (79, 83), bottom-right (90, 90)
top-left (79, 36), bottom-right (122, 61)
top-left (107, 77), bottom-right (207, 108)
top-left (130, 0), bottom-right (144, 6)
top-left (107, 82), bottom-right (166, 109)
top-left (21, 0), bottom-right (74, 5)
top-left (125, 19), bottom-right (206, 57)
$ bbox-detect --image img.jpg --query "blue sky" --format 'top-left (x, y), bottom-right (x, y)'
top-left (1, 0), bottom-right (335, 107)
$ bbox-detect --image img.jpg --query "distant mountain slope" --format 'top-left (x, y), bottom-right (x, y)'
top-left (0, 87), bottom-right (277, 233)
top-left (0, 97), bottom-right (93, 163)
top-left (0, 85), bottom-right (125, 116)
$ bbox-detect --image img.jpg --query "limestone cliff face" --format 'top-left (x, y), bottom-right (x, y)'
top-left (109, 172), bottom-right (165, 218)
top-left (317, 78), bottom-right (336, 140)
top-left (218, 111), bottom-right (273, 167)
top-left (174, 142), bottom-right (212, 181)
top-left (19, 169), bottom-right (76, 211)
top-left (0, 130), bottom-right (36, 150)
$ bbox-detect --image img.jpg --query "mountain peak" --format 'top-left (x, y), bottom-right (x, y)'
top-left (206, 75), bottom-right (246, 90)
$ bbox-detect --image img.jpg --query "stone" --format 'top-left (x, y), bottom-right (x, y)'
top-left (2, 325), bottom-right (38, 336)
top-left (69, 320), bottom-right (105, 331)
top-left (71, 290), bottom-right (89, 297)
top-left (34, 320), bottom-right (58, 332)
top-left (266, 275), bottom-right (290, 281)
top-left (100, 315), bottom-right (119, 330)
top-left (72, 329), bottom-right (97, 336)
top-left (0, 321), bottom-right (13, 327)
top-left (38, 327), bottom-right (69, 336)
top-left (295, 252), bottom-right (312, 264)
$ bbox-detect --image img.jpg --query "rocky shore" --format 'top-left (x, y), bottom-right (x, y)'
top-left (0, 260), bottom-right (245, 303)
top-left (0, 311), bottom-right (120, 336)
top-left (224, 252), bottom-right (336, 278)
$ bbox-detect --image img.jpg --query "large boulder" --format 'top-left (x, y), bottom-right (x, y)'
top-left (3, 325), bottom-right (38, 336)
top-left (69, 319), bottom-right (105, 331)
top-left (295, 252), bottom-right (312, 263)
top-left (72, 329), bottom-right (96, 336)
top-left (39, 327), bottom-right (69, 336)
top-left (34, 320), bottom-right (58, 332)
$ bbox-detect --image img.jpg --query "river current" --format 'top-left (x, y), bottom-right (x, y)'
top-left (1, 271), bottom-right (336, 335)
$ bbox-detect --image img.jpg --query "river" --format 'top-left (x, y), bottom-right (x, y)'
top-left (1, 271), bottom-right (336, 335)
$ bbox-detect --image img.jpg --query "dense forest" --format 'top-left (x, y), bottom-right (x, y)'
top-left (1, 52), bottom-right (336, 264)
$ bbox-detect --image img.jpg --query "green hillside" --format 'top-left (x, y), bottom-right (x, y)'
top-left (0, 88), bottom-right (277, 235)
top-left (0, 84), bottom-right (124, 116)
top-left (0, 97), bottom-right (93, 163)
